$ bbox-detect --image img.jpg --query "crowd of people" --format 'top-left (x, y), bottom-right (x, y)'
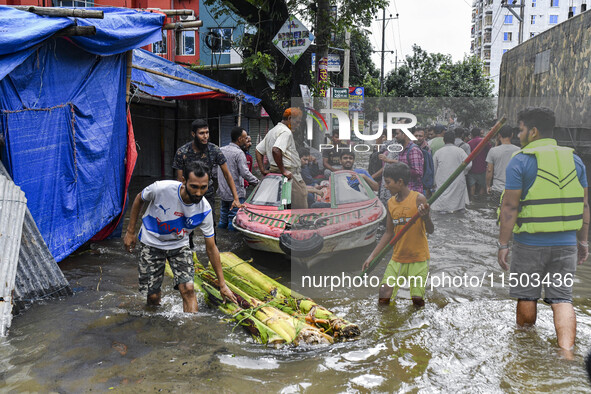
top-left (296, 120), bottom-right (522, 215)
top-left (121, 105), bottom-right (588, 356)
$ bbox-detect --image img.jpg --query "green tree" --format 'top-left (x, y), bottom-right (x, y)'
top-left (202, 0), bottom-right (386, 123)
top-left (385, 45), bottom-right (494, 126)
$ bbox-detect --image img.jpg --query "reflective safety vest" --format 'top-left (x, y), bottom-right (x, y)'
top-left (510, 139), bottom-right (584, 234)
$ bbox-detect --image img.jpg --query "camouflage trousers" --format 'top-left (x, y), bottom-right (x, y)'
top-left (138, 244), bottom-right (194, 295)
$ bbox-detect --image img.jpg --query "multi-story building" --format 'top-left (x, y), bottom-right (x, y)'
top-left (471, 0), bottom-right (587, 93)
top-left (198, 0), bottom-right (245, 68)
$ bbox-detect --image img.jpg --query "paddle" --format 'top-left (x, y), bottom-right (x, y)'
top-left (360, 117), bottom-right (507, 276)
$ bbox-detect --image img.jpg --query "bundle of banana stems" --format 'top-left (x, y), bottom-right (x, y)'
top-left (165, 252), bottom-right (360, 346)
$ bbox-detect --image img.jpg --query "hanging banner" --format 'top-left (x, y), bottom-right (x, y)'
top-left (317, 57), bottom-right (329, 97)
top-left (272, 16), bottom-right (314, 64)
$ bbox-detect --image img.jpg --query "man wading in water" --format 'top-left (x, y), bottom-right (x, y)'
top-left (497, 107), bottom-right (589, 354)
top-left (124, 162), bottom-right (237, 312)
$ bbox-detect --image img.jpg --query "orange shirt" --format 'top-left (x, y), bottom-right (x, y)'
top-left (388, 191), bottom-right (430, 263)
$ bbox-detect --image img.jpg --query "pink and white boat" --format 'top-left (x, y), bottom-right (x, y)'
top-left (233, 171), bottom-right (386, 264)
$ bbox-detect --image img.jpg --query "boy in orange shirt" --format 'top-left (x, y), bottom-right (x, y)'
top-left (362, 162), bottom-right (434, 307)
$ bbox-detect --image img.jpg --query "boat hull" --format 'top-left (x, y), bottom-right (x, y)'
top-left (234, 210), bottom-right (384, 266)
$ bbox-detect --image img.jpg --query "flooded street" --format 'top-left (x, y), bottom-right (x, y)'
top-left (2, 193), bottom-right (591, 392)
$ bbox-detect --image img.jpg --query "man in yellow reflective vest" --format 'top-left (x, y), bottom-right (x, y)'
top-left (498, 107), bottom-right (589, 354)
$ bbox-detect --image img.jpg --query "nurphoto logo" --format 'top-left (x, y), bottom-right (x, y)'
top-left (305, 108), bottom-right (417, 152)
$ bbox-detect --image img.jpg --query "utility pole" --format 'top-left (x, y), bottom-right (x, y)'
top-left (377, 10), bottom-right (399, 95)
top-left (501, 0), bottom-right (524, 44)
top-left (343, 29), bottom-right (351, 88)
top-left (380, 8), bottom-right (386, 96)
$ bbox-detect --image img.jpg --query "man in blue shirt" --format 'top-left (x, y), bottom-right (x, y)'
top-left (498, 107), bottom-right (589, 353)
top-left (340, 151), bottom-right (379, 191)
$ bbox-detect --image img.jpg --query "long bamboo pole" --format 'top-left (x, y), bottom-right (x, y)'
top-left (360, 117), bottom-right (507, 276)
top-left (132, 64), bottom-right (229, 95)
top-left (162, 20), bottom-right (203, 30)
top-left (13, 6), bottom-right (104, 18)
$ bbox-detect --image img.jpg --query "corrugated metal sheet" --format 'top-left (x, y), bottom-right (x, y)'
top-left (0, 174), bottom-right (27, 336)
top-left (0, 163), bottom-right (72, 317)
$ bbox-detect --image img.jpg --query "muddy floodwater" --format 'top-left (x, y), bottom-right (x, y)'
top-left (2, 196), bottom-right (591, 392)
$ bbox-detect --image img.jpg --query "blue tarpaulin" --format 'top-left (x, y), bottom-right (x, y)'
top-left (0, 7), bottom-right (164, 261)
top-left (132, 48), bottom-right (262, 105)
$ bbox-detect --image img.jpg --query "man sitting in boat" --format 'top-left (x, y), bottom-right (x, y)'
top-left (339, 151), bottom-right (379, 191)
top-left (362, 162), bottom-right (434, 308)
top-left (255, 107), bottom-right (308, 209)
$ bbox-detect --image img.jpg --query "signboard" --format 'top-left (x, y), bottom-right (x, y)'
top-left (332, 87), bottom-right (349, 116)
top-left (348, 86), bottom-right (364, 112)
top-left (272, 16), bottom-right (314, 64)
top-left (300, 84), bottom-right (313, 108)
top-left (311, 53), bottom-right (341, 72)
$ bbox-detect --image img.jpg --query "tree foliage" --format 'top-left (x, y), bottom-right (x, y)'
top-left (203, 0), bottom-right (386, 122)
top-left (385, 45), bottom-right (495, 126)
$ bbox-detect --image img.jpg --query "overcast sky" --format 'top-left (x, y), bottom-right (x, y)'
top-left (367, 0), bottom-right (473, 75)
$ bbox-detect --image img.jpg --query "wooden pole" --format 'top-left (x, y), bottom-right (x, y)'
top-left (54, 26), bottom-right (96, 37)
top-left (131, 64), bottom-right (228, 95)
top-left (162, 20), bottom-right (203, 30)
top-left (237, 100), bottom-right (242, 126)
top-left (13, 6), bottom-right (103, 18)
top-left (147, 9), bottom-right (194, 16)
top-left (125, 51), bottom-right (133, 105)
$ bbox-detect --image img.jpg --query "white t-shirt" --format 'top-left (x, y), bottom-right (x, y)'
top-left (138, 180), bottom-right (214, 250)
top-left (485, 143), bottom-right (520, 192)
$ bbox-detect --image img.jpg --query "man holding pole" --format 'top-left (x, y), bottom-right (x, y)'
top-left (497, 107), bottom-right (589, 353)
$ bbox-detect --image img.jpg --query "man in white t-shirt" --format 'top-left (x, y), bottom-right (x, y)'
top-left (255, 107), bottom-right (308, 209)
top-left (124, 162), bottom-right (236, 312)
top-left (485, 125), bottom-right (520, 203)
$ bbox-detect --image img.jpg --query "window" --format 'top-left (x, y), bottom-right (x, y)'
top-left (572, 6), bottom-right (576, 14)
top-left (531, 15), bottom-right (536, 24)
top-left (53, 0), bottom-right (93, 5)
top-left (207, 28), bottom-right (233, 54)
top-left (484, 49), bottom-right (491, 59)
top-left (504, 15), bottom-right (513, 24)
top-left (334, 173), bottom-right (370, 205)
top-left (483, 66), bottom-right (490, 76)
top-left (532, 0), bottom-right (536, 6)
top-left (152, 35), bottom-right (167, 54)
top-left (176, 31), bottom-right (195, 56)
top-left (503, 49), bottom-right (508, 54)
top-left (485, 14), bottom-right (493, 26)
top-left (530, 32), bottom-right (536, 38)
top-left (248, 176), bottom-right (282, 206)
top-left (551, 0), bottom-right (559, 6)
top-left (504, 32), bottom-right (513, 41)
top-left (549, 15), bottom-right (558, 24)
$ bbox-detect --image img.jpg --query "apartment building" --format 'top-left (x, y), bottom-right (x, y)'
top-left (471, 0), bottom-right (587, 93)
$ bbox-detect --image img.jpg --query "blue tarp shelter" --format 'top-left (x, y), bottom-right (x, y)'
top-left (0, 6), bottom-right (164, 261)
top-left (131, 48), bottom-right (261, 105)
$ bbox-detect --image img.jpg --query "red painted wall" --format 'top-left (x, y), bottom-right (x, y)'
top-left (0, 0), bottom-right (200, 65)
